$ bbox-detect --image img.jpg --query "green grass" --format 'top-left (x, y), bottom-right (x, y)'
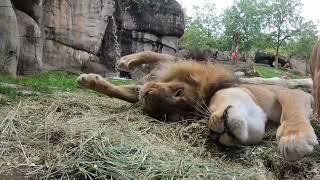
top-left (254, 65), bottom-right (304, 79)
top-left (0, 85), bottom-right (23, 105)
top-left (0, 71), bottom-right (136, 93)
top-left (0, 71), bottom-right (78, 93)
top-left (111, 79), bottom-right (137, 85)
top-left (0, 71), bottom-right (135, 105)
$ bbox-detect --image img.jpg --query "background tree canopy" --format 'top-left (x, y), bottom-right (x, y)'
top-left (180, 0), bottom-right (319, 61)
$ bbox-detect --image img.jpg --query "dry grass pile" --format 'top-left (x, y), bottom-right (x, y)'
top-left (0, 90), bottom-right (266, 179)
top-left (0, 90), bottom-right (320, 179)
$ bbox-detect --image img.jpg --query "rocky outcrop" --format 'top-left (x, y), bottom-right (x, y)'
top-left (0, 0), bottom-right (19, 77)
top-left (289, 58), bottom-right (308, 74)
top-left (2, 0), bottom-right (184, 76)
top-left (101, 0), bottom-right (184, 69)
top-left (41, 0), bottom-right (115, 70)
top-left (11, 0), bottom-right (42, 23)
top-left (43, 40), bottom-right (99, 71)
top-left (15, 9), bottom-right (42, 75)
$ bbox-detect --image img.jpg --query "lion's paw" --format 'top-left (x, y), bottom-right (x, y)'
top-left (277, 123), bottom-right (318, 161)
top-left (77, 73), bottom-right (103, 88)
top-left (116, 56), bottom-right (135, 72)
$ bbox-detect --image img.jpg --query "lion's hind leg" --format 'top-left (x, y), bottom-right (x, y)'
top-left (77, 73), bottom-right (140, 103)
top-left (275, 89), bottom-right (318, 161)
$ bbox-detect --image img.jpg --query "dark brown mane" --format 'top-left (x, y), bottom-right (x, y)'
top-left (140, 61), bottom-right (238, 121)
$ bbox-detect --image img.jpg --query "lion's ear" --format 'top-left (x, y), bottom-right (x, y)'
top-left (189, 73), bottom-right (201, 84)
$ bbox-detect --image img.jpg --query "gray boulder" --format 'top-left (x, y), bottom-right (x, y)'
top-left (101, 0), bottom-right (185, 69)
top-left (119, 0), bottom-right (184, 36)
top-left (42, 0), bottom-right (115, 55)
top-left (15, 10), bottom-right (42, 75)
top-left (11, 0), bottom-right (42, 23)
top-left (41, 0), bottom-right (115, 71)
top-left (81, 61), bottom-right (108, 77)
top-left (216, 51), bottom-right (230, 61)
top-left (289, 58), bottom-right (308, 74)
top-left (0, 0), bottom-right (19, 77)
top-left (43, 40), bottom-right (99, 71)
top-left (0, 0), bottom-right (185, 76)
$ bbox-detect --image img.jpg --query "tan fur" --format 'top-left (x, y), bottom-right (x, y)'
top-left (311, 41), bottom-right (320, 117)
top-left (208, 87), bottom-right (267, 146)
top-left (116, 51), bottom-right (176, 72)
top-left (78, 51), bottom-right (318, 161)
top-left (77, 73), bottom-right (140, 103)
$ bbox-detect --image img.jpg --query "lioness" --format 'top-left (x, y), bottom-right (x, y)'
top-left (77, 51), bottom-right (318, 161)
top-left (311, 40), bottom-right (320, 117)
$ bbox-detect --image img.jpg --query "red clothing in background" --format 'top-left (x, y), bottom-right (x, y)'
top-left (231, 52), bottom-right (237, 61)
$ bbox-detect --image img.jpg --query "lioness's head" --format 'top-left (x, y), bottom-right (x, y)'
top-left (139, 61), bottom-right (238, 121)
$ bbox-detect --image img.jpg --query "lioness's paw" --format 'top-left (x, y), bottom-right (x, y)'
top-left (77, 73), bottom-right (103, 88)
top-left (277, 123), bottom-right (318, 161)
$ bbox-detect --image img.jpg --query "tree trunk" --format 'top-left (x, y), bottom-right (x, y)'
top-left (274, 46), bottom-right (279, 68)
top-left (232, 32), bottom-right (240, 54)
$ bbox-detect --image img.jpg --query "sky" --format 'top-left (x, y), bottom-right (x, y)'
top-left (178, 0), bottom-right (320, 24)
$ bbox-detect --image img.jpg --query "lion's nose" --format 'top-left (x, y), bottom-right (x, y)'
top-left (209, 130), bottom-right (220, 143)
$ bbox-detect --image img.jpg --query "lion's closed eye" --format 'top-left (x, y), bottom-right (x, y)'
top-left (174, 88), bottom-right (184, 97)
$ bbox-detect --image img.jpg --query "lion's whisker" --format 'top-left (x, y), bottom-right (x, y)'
top-left (201, 98), bottom-right (212, 115)
top-left (188, 99), bottom-right (211, 117)
top-left (188, 100), bottom-right (208, 116)
top-left (188, 97), bottom-right (211, 116)
top-left (191, 112), bottom-right (210, 119)
top-left (189, 101), bottom-right (210, 117)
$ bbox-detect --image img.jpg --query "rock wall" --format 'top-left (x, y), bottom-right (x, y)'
top-left (41, 0), bottom-right (114, 70)
top-left (15, 9), bottom-right (42, 75)
top-left (1, 0), bottom-right (184, 76)
top-left (0, 0), bottom-right (19, 77)
top-left (101, 0), bottom-right (184, 70)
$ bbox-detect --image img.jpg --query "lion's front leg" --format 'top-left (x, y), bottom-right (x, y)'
top-left (276, 90), bottom-right (318, 161)
top-left (116, 51), bottom-right (176, 72)
top-left (77, 74), bottom-right (140, 103)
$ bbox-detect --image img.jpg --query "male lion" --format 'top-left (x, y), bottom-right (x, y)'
top-left (77, 51), bottom-right (318, 161)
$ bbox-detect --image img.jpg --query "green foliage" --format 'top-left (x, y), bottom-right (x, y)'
top-left (223, 0), bottom-right (267, 51)
top-left (179, 0), bottom-right (319, 60)
top-left (193, 0), bottom-right (221, 36)
top-left (180, 1), bottom-right (232, 52)
top-left (252, 33), bottom-right (274, 50)
top-left (180, 21), bottom-right (215, 51)
top-left (283, 21), bottom-right (319, 60)
top-left (265, 0), bottom-right (305, 57)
